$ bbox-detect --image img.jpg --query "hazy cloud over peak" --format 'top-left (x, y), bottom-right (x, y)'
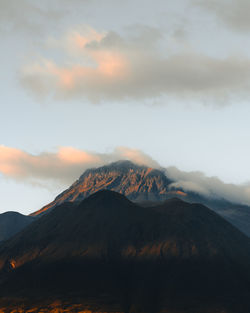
top-left (167, 166), bottom-right (250, 206)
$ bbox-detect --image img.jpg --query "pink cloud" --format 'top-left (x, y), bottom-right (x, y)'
top-left (0, 146), bottom-right (27, 176)
top-left (21, 27), bottom-right (129, 100)
top-left (0, 145), bottom-right (158, 184)
top-left (57, 147), bottom-right (101, 164)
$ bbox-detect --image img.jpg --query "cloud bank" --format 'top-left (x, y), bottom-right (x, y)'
top-left (1, 145), bottom-right (250, 206)
top-left (0, 0), bottom-right (92, 35)
top-left (0, 145), bottom-right (159, 185)
top-left (20, 26), bottom-right (250, 104)
top-left (195, 0), bottom-right (250, 32)
top-left (166, 167), bottom-right (250, 206)
top-left (0, 0), bottom-right (63, 34)
top-left (4, 1), bottom-right (250, 105)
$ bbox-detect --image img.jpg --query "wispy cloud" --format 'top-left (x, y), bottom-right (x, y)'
top-left (0, 0), bottom-right (96, 35)
top-left (0, 0), bottom-right (63, 34)
top-left (167, 166), bottom-right (250, 206)
top-left (194, 0), bottom-right (250, 32)
top-left (20, 25), bottom-right (250, 104)
top-left (0, 145), bottom-right (158, 185)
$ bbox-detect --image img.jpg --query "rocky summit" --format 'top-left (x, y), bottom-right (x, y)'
top-left (32, 160), bottom-right (179, 216)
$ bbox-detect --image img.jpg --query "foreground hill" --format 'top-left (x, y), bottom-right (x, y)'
top-left (31, 160), bottom-right (250, 238)
top-left (1, 191), bottom-right (250, 312)
top-left (0, 211), bottom-right (34, 243)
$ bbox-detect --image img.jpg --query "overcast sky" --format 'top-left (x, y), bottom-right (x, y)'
top-left (1, 0), bottom-right (250, 214)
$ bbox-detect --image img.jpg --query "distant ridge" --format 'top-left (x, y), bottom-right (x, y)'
top-left (0, 212), bottom-right (34, 242)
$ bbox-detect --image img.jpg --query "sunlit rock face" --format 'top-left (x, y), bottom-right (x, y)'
top-left (32, 160), bottom-right (177, 216)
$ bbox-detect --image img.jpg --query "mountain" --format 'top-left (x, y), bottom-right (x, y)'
top-left (0, 211), bottom-right (35, 243)
top-left (31, 160), bottom-right (250, 237)
top-left (1, 190), bottom-right (250, 312)
top-left (31, 160), bottom-right (173, 216)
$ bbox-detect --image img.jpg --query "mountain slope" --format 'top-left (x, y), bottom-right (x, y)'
top-left (0, 211), bottom-right (35, 243)
top-left (4, 191), bottom-right (250, 265)
top-left (1, 191), bottom-right (250, 312)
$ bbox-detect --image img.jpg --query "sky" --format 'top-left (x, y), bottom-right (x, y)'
top-left (1, 0), bottom-right (250, 214)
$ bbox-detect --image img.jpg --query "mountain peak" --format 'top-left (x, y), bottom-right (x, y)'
top-left (79, 160), bottom-right (157, 178)
top-left (31, 160), bottom-right (173, 216)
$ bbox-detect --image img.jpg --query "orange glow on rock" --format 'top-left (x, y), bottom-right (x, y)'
top-left (10, 260), bottom-right (16, 269)
top-left (175, 190), bottom-right (187, 196)
top-left (169, 190), bottom-right (188, 197)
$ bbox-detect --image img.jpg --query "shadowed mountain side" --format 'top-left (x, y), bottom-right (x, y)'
top-left (0, 212), bottom-right (35, 243)
top-left (169, 193), bottom-right (250, 238)
top-left (1, 191), bottom-right (250, 312)
top-left (2, 191), bottom-right (250, 266)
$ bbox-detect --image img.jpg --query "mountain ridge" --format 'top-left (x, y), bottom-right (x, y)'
top-left (30, 160), bottom-right (250, 238)
top-left (2, 190), bottom-right (250, 273)
top-left (30, 160), bottom-right (181, 216)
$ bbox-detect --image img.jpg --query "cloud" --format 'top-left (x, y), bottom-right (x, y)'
top-left (0, 0), bottom-right (63, 34)
top-left (194, 0), bottom-right (250, 32)
top-left (0, 0), bottom-right (95, 35)
top-left (20, 26), bottom-right (250, 104)
top-left (166, 166), bottom-right (250, 206)
top-left (0, 145), bottom-right (158, 185)
top-left (1, 145), bottom-right (250, 206)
